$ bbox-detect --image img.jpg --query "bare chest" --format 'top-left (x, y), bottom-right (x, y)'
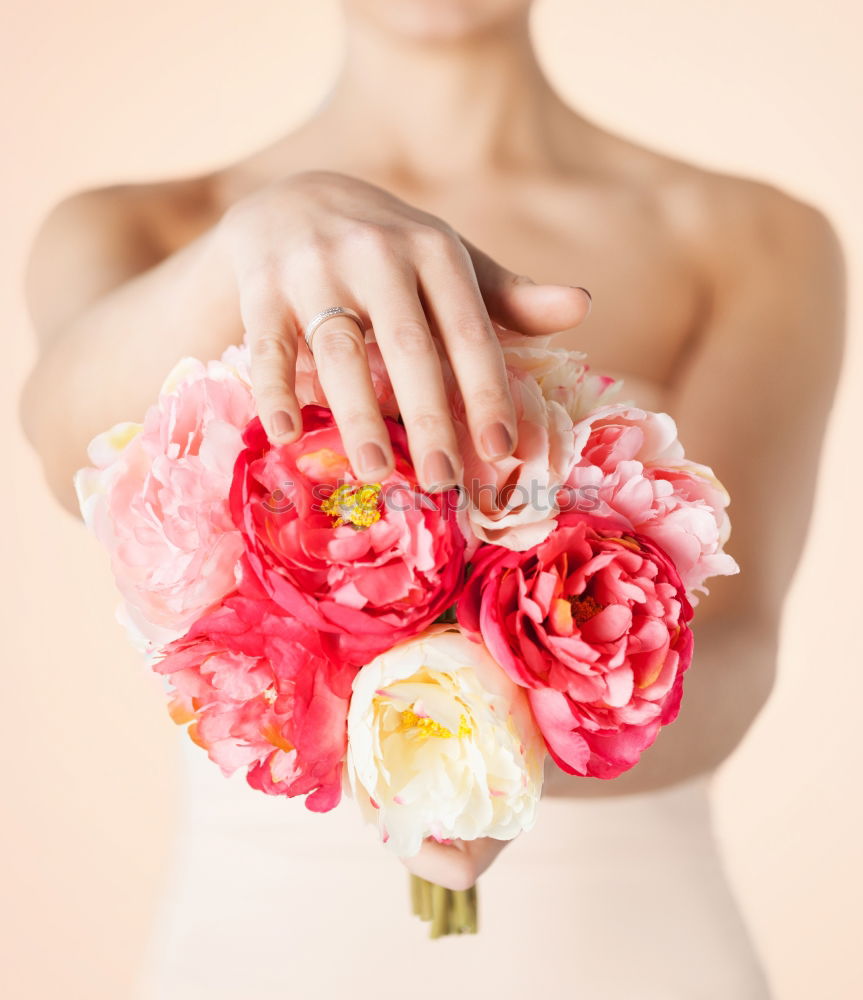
top-left (406, 183), bottom-right (704, 411)
top-left (157, 170), bottom-right (705, 411)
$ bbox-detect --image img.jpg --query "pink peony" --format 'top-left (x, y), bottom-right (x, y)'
top-left (229, 407), bottom-right (468, 665)
top-left (74, 353), bottom-right (256, 650)
top-left (572, 403), bottom-right (684, 467)
top-left (155, 594), bottom-right (353, 812)
top-left (458, 512), bottom-right (694, 779)
top-left (563, 404), bottom-right (738, 599)
top-left (452, 360), bottom-right (578, 551)
top-left (639, 463), bottom-right (737, 590)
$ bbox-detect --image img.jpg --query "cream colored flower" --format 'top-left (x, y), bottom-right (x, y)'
top-left (497, 330), bottom-right (623, 423)
top-left (346, 626), bottom-right (546, 857)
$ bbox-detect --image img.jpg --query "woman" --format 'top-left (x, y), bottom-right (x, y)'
top-left (20, 1), bottom-right (844, 996)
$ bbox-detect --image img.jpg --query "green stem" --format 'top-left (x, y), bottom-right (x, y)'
top-left (408, 874), bottom-right (479, 937)
top-left (430, 882), bottom-right (449, 938)
top-left (466, 884), bottom-right (478, 933)
top-left (419, 876), bottom-right (433, 921)
top-left (450, 888), bottom-right (471, 932)
top-left (410, 873), bottom-right (423, 916)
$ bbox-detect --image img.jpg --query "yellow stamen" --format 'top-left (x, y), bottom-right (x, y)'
top-left (321, 482), bottom-right (383, 529)
top-left (397, 707), bottom-right (472, 740)
top-left (456, 716), bottom-right (473, 738)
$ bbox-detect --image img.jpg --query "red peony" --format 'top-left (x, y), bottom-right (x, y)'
top-left (229, 407), bottom-right (467, 665)
top-left (155, 594), bottom-right (353, 811)
top-left (458, 513), bottom-right (694, 778)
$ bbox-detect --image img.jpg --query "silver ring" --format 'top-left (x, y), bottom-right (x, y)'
top-left (303, 306), bottom-right (365, 352)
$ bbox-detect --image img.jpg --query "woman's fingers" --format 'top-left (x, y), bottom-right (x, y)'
top-left (399, 837), bottom-right (509, 891)
top-left (306, 307), bottom-right (394, 481)
top-left (462, 235), bottom-right (592, 335)
top-left (364, 265), bottom-right (462, 492)
top-left (417, 236), bottom-right (518, 464)
top-left (400, 839), bottom-right (477, 891)
top-left (236, 221), bottom-right (589, 485)
top-left (240, 277), bottom-right (302, 444)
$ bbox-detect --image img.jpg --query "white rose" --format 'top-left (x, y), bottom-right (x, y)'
top-left (346, 626), bottom-right (546, 857)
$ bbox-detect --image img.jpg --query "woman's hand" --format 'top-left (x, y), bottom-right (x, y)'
top-left (399, 835), bottom-right (511, 891)
top-left (217, 170), bottom-right (591, 491)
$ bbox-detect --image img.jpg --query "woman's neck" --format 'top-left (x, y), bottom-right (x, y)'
top-left (304, 11), bottom-right (582, 183)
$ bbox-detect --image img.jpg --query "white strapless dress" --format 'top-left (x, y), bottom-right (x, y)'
top-left (134, 733), bottom-right (771, 999)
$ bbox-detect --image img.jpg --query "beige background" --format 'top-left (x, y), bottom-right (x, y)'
top-left (2, 1), bottom-right (861, 997)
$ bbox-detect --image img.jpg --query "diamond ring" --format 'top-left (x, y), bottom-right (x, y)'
top-left (303, 306), bottom-right (365, 352)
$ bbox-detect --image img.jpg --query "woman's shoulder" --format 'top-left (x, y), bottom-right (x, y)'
top-left (565, 120), bottom-right (842, 282)
top-left (38, 171), bottom-right (223, 258)
top-left (635, 145), bottom-right (842, 273)
top-left (24, 172), bottom-right (223, 343)
top-left (115, 172), bottom-right (223, 255)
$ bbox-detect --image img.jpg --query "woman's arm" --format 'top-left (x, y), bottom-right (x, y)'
top-left (20, 186), bottom-right (243, 513)
top-left (409, 185), bottom-right (846, 889)
top-left (20, 171), bottom-right (591, 516)
top-left (414, 184), bottom-right (847, 892)
top-left (545, 180), bottom-right (846, 796)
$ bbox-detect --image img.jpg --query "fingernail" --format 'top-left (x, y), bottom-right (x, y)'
top-left (271, 410), bottom-right (294, 437)
top-left (423, 450), bottom-right (457, 490)
top-left (572, 286), bottom-right (592, 315)
top-left (357, 442), bottom-right (387, 476)
top-left (480, 422), bottom-right (514, 461)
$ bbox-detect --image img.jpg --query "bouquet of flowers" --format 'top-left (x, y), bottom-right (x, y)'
top-left (74, 331), bottom-right (737, 936)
